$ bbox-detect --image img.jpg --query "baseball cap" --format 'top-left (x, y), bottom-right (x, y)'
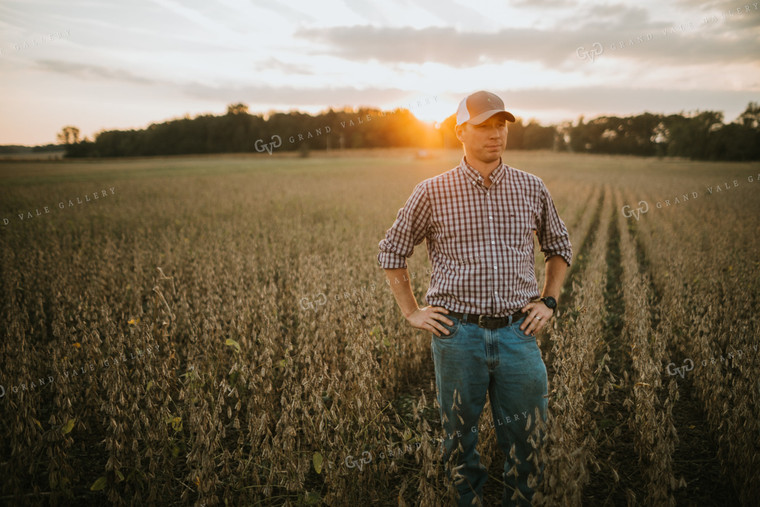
top-left (456, 91), bottom-right (515, 127)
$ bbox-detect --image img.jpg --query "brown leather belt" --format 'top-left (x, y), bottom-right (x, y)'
top-left (446, 310), bottom-right (528, 330)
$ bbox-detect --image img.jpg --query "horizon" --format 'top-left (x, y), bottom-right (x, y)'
top-left (1, 0), bottom-right (758, 145)
top-left (4, 100), bottom-right (758, 149)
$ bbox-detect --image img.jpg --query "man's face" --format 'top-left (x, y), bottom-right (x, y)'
top-left (455, 115), bottom-right (508, 164)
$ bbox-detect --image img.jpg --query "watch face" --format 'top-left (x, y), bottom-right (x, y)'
top-left (542, 297), bottom-right (557, 309)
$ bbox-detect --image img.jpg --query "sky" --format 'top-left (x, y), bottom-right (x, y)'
top-left (0, 0), bottom-right (758, 145)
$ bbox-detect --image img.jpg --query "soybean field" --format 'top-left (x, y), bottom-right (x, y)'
top-left (0, 149), bottom-right (758, 506)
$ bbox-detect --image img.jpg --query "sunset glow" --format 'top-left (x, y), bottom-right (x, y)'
top-left (0, 0), bottom-right (758, 145)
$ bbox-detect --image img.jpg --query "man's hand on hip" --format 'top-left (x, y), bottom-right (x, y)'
top-left (406, 306), bottom-right (454, 337)
top-left (519, 301), bottom-right (554, 336)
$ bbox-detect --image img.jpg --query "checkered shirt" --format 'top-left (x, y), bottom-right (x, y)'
top-left (377, 156), bottom-right (572, 317)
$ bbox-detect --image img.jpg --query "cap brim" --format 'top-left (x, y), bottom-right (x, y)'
top-left (467, 110), bottom-right (516, 125)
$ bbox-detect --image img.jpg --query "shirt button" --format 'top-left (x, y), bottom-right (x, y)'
top-left (491, 241), bottom-right (495, 245)
top-left (494, 266), bottom-right (498, 270)
top-left (489, 216), bottom-right (493, 220)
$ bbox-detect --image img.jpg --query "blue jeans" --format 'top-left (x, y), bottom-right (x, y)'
top-left (431, 313), bottom-right (548, 506)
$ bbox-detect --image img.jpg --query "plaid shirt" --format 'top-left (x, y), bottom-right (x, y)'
top-left (377, 156), bottom-right (572, 317)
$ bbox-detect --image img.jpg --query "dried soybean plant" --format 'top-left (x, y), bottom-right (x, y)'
top-left (533, 185), bottom-right (613, 505)
top-left (617, 187), bottom-right (680, 506)
top-left (630, 172), bottom-right (760, 505)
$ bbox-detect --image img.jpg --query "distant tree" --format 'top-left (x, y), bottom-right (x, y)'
top-left (65, 139), bottom-right (95, 157)
top-left (31, 144), bottom-right (62, 153)
top-left (523, 121), bottom-right (556, 150)
top-left (737, 102), bottom-right (760, 128)
top-left (57, 126), bottom-right (80, 145)
top-left (707, 102), bottom-right (760, 161)
top-left (506, 119), bottom-right (525, 150)
top-left (555, 121), bottom-right (573, 151)
top-left (439, 114), bottom-right (458, 148)
top-left (665, 111), bottom-right (723, 160)
top-left (623, 113), bottom-right (661, 155)
top-left (226, 103), bottom-right (249, 115)
top-left (569, 115), bottom-right (605, 152)
top-left (56, 102), bottom-right (759, 160)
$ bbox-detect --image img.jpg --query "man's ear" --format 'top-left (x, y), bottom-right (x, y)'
top-left (455, 123), bottom-right (465, 143)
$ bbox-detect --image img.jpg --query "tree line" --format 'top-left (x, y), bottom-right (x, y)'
top-left (565, 104), bottom-right (760, 160)
top-left (56, 102), bottom-right (760, 160)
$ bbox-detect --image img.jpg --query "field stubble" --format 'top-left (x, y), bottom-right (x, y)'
top-left (0, 150), bottom-right (758, 505)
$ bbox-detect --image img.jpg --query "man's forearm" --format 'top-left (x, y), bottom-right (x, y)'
top-left (382, 267), bottom-right (420, 318)
top-left (542, 255), bottom-right (569, 302)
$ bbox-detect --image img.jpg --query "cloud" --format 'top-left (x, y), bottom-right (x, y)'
top-left (572, 3), bottom-right (652, 30)
top-left (295, 7), bottom-right (760, 68)
top-left (579, 11), bottom-right (760, 65)
top-left (296, 25), bottom-right (582, 67)
top-left (180, 82), bottom-right (416, 109)
top-left (33, 60), bottom-right (157, 85)
top-left (255, 58), bottom-right (315, 75)
top-left (675, 0), bottom-right (755, 12)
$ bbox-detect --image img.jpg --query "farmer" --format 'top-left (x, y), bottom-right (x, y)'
top-left (377, 91), bottom-right (572, 506)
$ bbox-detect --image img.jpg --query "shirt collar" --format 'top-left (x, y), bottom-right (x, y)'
top-left (459, 156), bottom-right (507, 187)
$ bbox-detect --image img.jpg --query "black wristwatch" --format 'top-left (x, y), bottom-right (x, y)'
top-left (540, 296), bottom-right (557, 311)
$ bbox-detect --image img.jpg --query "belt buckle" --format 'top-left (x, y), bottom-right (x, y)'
top-left (477, 315), bottom-right (496, 329)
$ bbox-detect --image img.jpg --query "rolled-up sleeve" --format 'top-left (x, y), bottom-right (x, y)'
top-left (537, 183), bottom-right (572, 266)
top-left (377, 181), bottom-right (431, 269)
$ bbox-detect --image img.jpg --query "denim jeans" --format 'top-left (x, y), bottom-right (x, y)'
top-left (431, 313), bottom-right (548, 506)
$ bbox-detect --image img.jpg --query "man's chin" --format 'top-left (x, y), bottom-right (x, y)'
top-left (478, 152), bottom-right (502, 163)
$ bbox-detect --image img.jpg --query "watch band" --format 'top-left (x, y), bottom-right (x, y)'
top-left (540, 296), bottom-right (557, 310)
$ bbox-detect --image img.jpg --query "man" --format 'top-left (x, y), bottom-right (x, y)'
top-left (376, 91), bottom-right (572, 506)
